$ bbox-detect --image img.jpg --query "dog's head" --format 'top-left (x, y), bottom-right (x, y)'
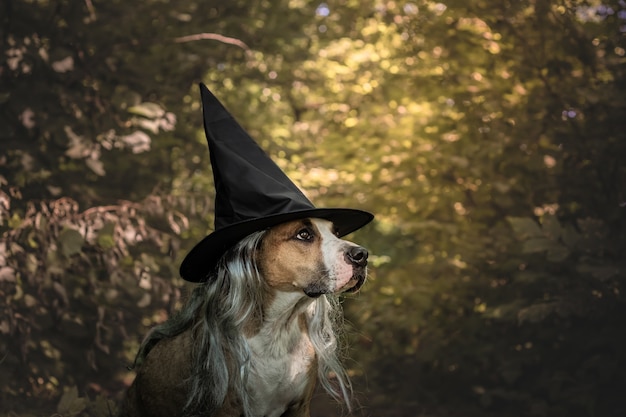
top-left (258, 218), bottom-right (368, 297)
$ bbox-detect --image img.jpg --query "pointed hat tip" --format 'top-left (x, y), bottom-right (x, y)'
top-left (199, 83), bottom-right (231, 124)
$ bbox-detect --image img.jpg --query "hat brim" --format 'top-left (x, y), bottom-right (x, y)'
top-left (179, 208), bottom-right (374, 282)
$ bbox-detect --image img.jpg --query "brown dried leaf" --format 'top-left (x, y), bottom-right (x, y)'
top-left (0, 266), bottom-right (15, 282)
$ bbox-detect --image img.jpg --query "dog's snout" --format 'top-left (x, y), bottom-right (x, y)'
top-left (346, 246), bottom-right (368, 267)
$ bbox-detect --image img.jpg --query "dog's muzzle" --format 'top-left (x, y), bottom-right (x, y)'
top-left (304, 245), bottom-right (370, 297)
top-left (344, 245), bottom-right (368, 293)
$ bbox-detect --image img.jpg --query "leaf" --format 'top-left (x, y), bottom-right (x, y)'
top-left (24, 252), bottom-right (38, 273)
top-left (541, 214), bottom-right (561, 240)
top-left (576, 264), bottom-right (620, 281)
top-left (577, 217), bottom-right (607, 237)
top-left (507, 217), bottom-right (543, 239)
top-left (515, 271), bottom-right (549, 283)
top-left (0, 266), bottom-right (15, 282)
top-left (51, 56), bottom-right (74, 73)
top-left (64, 126), bottom-right (91, 159)
top-left (133, 117), bottom-right (160, 133)
top-left (111, 85), bottom-right (141, 109)
top-left (120, 131), bottom-right (151, 153)
top-left (522, 238), bottom-right (570, 260)
top-left (53, 281), bottom-right (70, 305)
top-left (56, 386), bottom-right (87, 416)
top-left (86, 157), bottom-right (106, 176)
top-left (13, 284), bottom-right (23, 300)
top-left (518, 302), bottom-right (560, 324)
top-left (483, 300), bottom-right (525, 320)
top-left (127, 102), bottom-right (165, 118)
top-left (97, 222), bottom-right (116, 249)
top-left (59, 228), bottom-right (84, 257)
top-left (89, 394), bottom-right (118, 417)
top-left (561, 224), bottom-right (581, 248)
top-left (449, 155), bottom-right (469, 168)
top-left (546, 245), bottom-right (570, 262)
top-left (23, 294), bottom-right (38, 307)
top-left (137, 293), bottom-right (151, 308)
top-left (521, 237), bottom-right (554, 253)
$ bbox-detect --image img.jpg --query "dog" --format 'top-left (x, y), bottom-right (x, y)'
top-left (119, 217), bottom-right (369, 417)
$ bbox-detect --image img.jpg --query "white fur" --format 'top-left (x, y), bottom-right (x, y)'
top-left (246, 292), bottom-right (316, 416)
top-left (315, 219), bottom-right (357, 292)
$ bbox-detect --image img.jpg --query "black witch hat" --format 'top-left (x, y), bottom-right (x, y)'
top-left (179, 83), bottom-right (374, 282)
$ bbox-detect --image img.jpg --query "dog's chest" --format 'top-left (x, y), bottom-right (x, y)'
top-left (246, 327), bottom-right (315, 416)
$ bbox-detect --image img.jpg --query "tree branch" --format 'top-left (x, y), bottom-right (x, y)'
top-left (174, 33), bottom-right (250, 52)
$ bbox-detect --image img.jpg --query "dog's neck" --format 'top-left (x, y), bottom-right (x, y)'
top-left (244, 290), bottom-right (317, 416)
top-left (249, 290), bottom-right (315, 356)
top-left (267, 291), bottom-right (313, 323)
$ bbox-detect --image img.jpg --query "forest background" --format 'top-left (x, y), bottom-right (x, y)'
top-left (1, 0), bottom-right (625, 416)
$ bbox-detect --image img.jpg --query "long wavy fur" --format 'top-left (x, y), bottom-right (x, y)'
top-left (132, 230), bottom-right (352, 415)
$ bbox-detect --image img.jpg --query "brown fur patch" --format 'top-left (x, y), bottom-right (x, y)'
top-left (258, 219), bottom-right (325, 293)
top-left (120, 330), bottom-right (194, 416)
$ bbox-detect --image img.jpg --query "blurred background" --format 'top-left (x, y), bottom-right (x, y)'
top-left (1, 0), bottom-right (625, 416)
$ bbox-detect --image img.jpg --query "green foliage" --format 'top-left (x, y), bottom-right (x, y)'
top-left (1, 0), bottom-right (625, 416)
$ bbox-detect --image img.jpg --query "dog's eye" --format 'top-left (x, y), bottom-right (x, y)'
top-left (295, 228), bottom-right (314, 241)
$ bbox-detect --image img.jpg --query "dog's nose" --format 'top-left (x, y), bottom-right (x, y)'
top-left (346, 246), bottom-right (368, 267)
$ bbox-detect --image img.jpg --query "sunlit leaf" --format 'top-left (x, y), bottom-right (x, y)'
top-left (0, 266), bottom-right (15, 282)
top-left (86, 157), bottom-right (106, 176)
top-left (127, 102), bottom-right (165, 119)
top-left (120, 131), bottom-right (151, 153)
